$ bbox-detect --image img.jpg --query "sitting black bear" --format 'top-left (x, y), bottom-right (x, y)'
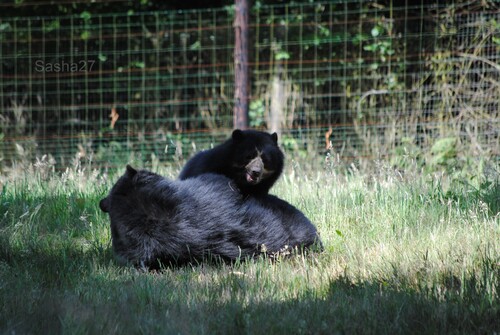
top-left (179, 129), bottom-right (284, 195)
top-left (100, 165), bottom-right (322, 269)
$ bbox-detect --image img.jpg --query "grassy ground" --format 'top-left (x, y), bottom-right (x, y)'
top-left (0, 159), bottom-right (499, 334)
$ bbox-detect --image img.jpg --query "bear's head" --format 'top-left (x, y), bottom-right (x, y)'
top-left (99, 165), bottom-right (170, 268)
top-left (100, 165), bottom-right (166, 213)
top-left (230, 129), bottom-right (284, 193)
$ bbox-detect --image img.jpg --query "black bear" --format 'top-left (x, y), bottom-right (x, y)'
top-left (179, 129), bottom-right (284, 195)
top-left (99, 165), bottom-right (322, 269)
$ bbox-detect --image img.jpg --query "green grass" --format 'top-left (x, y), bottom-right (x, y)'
top-left (0, 161), bottom-right (499, 334)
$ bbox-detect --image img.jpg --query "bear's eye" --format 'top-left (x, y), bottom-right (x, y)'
top-left (245, 154), bottom-right (253, 161)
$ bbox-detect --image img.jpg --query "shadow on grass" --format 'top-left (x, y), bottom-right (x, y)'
top-left (1, 239), bottom-right (498, 335)
top-left (206, 274), bottom-right (499, 334)
top-left (0, 235), bottom-right (117, 334)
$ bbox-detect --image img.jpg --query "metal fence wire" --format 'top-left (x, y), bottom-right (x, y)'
top-left (1, 1), bottom-right (499, 170)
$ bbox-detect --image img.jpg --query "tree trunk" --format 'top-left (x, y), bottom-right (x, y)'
top-left (233, 0), bottom-right (249, 130)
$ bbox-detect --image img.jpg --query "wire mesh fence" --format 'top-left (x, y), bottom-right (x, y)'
top-left (1, 1), bottom-right (499, 171)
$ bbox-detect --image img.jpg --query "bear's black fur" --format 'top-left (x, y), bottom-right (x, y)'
top-left (100, 165), bottom-right (321, 269)
top-left (179, 129), bottom-right (284, 195)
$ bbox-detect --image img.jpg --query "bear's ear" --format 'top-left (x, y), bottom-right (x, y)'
top-left (271, 132), bottom-right (278, 144)
top-left (232, 129), bottom-right (245, 142)
top-left (126, 164), bottom-right (137, 176)
top-left (99, 198), bottom-right (109, 212)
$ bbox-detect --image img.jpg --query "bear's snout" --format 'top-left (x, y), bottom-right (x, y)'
top-left (245, 156), bottom-right (264, 184)
top-left (99, 198), bottom-right (109, 212)
top-left (246, 171), bottom-right (261, 184)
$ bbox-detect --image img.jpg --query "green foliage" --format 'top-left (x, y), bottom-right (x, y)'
top-left (249, 99), bottom-right (265, 127)
top-left (280, 135), bottom-right (298, 151)
top-left (0, 23), bottom-right (11, 32)
top-left (275, 50), bottom-right (290, 60)
top-left (429, 137), bottom-right (457, 169)
top-left (80, 30), bottom-right (91, 40)
top-left (130, 61), bottom-right (145, 69)
top-left (390, 136), bottom-right (496, 185)
top-left (364, 24), bottom-right (396, 64)
top-left (390, 137), bottom-right (423, 170)
top-left (280, 135), bottom-right (308, 159)
top-left (44, 20), bottom-right (60, 33)
top-left (79, 10), bottom-right (92, 40)
top-left (79, 11), bottom-right (91, 21)
top-left (189, 40), bottom-right (201, 51)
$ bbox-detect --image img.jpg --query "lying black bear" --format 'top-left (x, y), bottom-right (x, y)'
top-left (100, 165), bottom-right (321, 269)
top-left (179, 129), bottom-right (284, 195)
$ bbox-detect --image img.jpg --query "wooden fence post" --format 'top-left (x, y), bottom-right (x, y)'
top-left (233, 0), bottom-right (249, 130)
